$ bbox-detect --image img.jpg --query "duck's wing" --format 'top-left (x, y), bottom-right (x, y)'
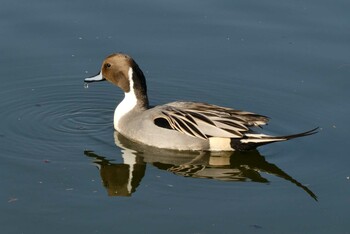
top-left (154, 102), bottom-right (269, 140)
top-left (176, 102), bottom-right (269, 127)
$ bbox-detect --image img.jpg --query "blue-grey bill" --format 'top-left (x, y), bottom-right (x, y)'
top-left (84, 72), bottom-right (105, 83)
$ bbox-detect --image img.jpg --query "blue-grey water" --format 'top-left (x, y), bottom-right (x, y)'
top-left (1, 0), bottom-right (349, 233)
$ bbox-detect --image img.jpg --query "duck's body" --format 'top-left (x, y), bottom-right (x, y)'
top-left (85, 53), bottom-right (317, 151)
top-left (114, 102), bottom-right (210, 151)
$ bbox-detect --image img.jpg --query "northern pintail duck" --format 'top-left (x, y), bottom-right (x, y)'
top-left (85, 53), bottom-right (317, 151)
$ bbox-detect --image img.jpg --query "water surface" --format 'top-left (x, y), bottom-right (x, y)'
top-left (1, 0), bottom-right (349, 233)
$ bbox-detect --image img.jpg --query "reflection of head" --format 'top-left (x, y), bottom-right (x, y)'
top-left (84, 151), bottom-right (146, 197)
top-left (99, 163), bottom-right (146, 196)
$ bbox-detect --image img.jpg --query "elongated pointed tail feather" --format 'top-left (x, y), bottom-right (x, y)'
top-left (236, 127), bottom-right (319, 150)
top-left (266, 127), bottom-right (319, 141)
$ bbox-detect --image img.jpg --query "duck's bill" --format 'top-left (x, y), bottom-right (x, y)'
top-left (84, 72), bottom-right (105, 83)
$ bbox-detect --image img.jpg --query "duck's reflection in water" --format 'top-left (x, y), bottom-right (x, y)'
top-left (84, 132), bottom-right (317, 200)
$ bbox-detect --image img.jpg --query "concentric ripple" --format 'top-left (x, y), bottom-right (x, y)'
top-left (0, 74), bottom-right (117, 157)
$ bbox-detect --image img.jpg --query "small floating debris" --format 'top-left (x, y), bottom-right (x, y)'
top-left (249, 224), bottom-right (263, 229)
top-left (84, 83), bottom-right (89, 89)
top-left (8, 198), bottom-right (18, 203)
top-left (346, 176), bottom-right (349, 180)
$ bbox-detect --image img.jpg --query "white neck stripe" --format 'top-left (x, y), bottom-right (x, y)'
top-left (114, 67), bottom-right (137, 131)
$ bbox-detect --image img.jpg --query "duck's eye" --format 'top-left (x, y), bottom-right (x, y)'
top-left (106, 63), bottom-right (111, 68)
